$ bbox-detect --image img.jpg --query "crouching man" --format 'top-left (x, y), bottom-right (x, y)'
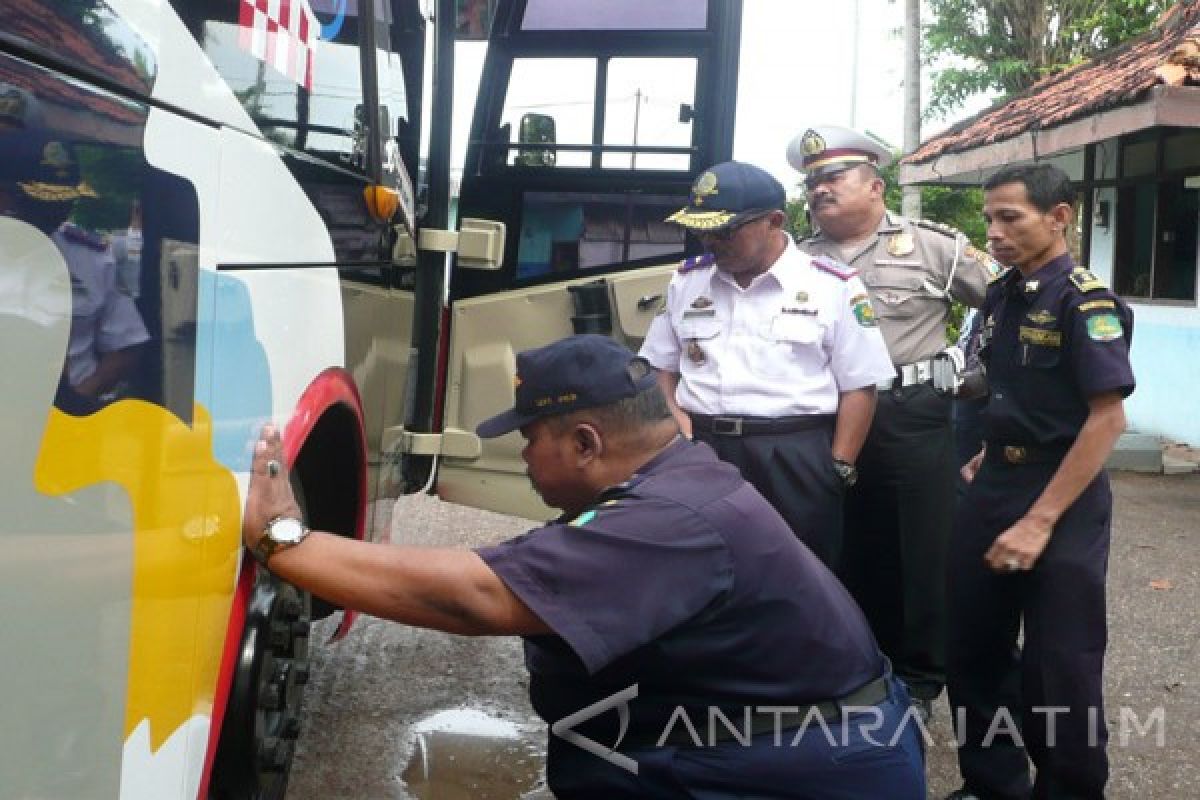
top-left (242, 334), bottom-right (925, 798)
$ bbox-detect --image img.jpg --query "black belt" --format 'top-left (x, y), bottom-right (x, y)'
top-left (650, 672), bottom-right (891, 748)
top-left (985, 442), bottom-right (1071, 465)
top-left (690, 413), bottom-right (835, 437)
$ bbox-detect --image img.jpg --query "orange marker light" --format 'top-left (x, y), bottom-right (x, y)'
top-left (364, 185), bottom-right (400, 223)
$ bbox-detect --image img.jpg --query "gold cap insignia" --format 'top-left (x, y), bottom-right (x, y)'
top-left (692, 171), bottom-right (719, 206)
top-left (800, 129), bottom-right (826, 157)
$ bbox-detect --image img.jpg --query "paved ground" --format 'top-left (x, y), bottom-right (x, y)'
top-left (286, 471), bottom-right (1200, 799)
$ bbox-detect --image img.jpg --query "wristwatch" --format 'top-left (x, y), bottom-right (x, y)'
top-left (832, 459), bottom-right (858, 488)
top-left (251, 516), bottom-right (310, 566)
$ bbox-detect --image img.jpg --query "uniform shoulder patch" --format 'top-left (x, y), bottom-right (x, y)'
top-left (914, 218), bottom-right (963, 239)
top-left (1068, 266), bottom-right (1106, 293)
top-left (677, 252), bottom-right (716, 274)
top-left (811, 254), bottom-right (858, 281)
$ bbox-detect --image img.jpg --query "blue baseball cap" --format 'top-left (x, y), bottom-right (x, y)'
top-left (665, 161), bottom-right (786, 232)
top-left (476, 335), bottom-right (658, 438)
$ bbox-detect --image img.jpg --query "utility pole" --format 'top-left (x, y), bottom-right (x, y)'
top-left (631, 88), bottom-right (645, 169)
top-left (902, 0), bottom-right (922, 218)
top-left (849, 0), bottom-right (861, 128)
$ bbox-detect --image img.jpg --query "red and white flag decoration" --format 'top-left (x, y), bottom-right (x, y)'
top-left (238, 0), bottom-right (318, 91)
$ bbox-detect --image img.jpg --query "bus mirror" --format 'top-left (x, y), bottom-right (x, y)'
top-left (516, 113), bottom-right (556, 167)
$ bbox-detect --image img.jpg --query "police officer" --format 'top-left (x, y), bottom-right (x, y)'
top-left (945, 164), bottom-right (1134, 800)
top-left (639, 161), bottom-right (894, 566)
top-left (243, 335), bottom-right (926, 799)
top-left (789, 125), bottom-right (999, 715)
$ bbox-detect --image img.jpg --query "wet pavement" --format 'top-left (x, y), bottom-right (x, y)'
top-left (285, 472), bottom-right (1200, 799)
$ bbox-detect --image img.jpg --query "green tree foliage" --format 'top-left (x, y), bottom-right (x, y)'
top-left (924, 0), bottom-right (1175, 118)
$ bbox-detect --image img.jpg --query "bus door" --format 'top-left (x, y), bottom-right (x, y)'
top-left (433, 0), bottom-right (743, 519)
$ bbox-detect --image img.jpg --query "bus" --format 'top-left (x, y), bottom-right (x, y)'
top-left (0, 0), bottom-right (742, 797)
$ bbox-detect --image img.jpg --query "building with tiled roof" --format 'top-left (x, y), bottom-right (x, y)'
top-left (901, 1), bottom-right (1200, 446)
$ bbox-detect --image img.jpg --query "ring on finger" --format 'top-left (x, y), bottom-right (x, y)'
top-left (1004, 557), bottom-right (1020, 572)
top-left (266, 459), bottom-right (282, 478)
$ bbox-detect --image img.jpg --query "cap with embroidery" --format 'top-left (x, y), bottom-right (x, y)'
top-left (665, 161), bottom-right (786, 232)
top-left (786, 125), bottom-right (893, 180)
top-left (0, 127), bottom-right (96, 203)
top-left (475, 335), bottom-right (658, 438)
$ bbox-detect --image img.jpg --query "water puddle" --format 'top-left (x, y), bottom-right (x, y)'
top-left (401, 708), bottom-right (545, 799)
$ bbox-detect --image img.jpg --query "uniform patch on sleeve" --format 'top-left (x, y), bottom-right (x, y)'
top-left (965, 243), bottom-right (1004, 277)
top-left (1078, 299), bottom-right (1115, 313)
top-left (850, 293), bottom-right (878, 327)
top-left (1086, 313), bottom-right (1124, 342)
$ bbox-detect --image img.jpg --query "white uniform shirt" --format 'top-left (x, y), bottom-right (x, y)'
top-left (55, 227), bottom-right (150, 387)
top-left (640, 240), bottom-right (895, 417)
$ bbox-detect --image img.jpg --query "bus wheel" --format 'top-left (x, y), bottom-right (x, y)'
top-left (210, 569), bottom-right (312, 800)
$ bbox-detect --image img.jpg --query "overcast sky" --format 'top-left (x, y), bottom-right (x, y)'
top-left (445, 1), bottom-right (988, 193)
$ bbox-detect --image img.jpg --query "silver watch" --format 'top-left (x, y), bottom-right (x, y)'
top-left (251, 516), bottom-right (310, 566)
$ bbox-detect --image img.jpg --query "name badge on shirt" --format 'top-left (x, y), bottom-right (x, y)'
top-left (682, 308), bottom-right (716, 319)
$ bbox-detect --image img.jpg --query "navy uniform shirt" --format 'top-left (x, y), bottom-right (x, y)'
top-left (979, 253), bottom-right (1135, 446)
top-left (477, 438), bottom-right (883, 774)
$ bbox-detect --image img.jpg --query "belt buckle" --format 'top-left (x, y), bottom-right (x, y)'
top-left (711, 416), bottom-right (743, 436)
top-left (1003, 445), bottom-right (1027, 464)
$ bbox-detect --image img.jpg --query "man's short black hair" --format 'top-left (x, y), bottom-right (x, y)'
top-left (549, 381), bottom-right (674, 439)
top-left (984, 164), bottom-right (1075, 213)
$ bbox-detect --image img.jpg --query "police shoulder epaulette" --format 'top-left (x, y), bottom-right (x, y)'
top-left (677, 252), bottom-right (716, 274)
top-left (1068, 266), bottom-right (1107, 293)
top-left (60, 223), bottom-right (107, 251)
top-left (914, 218), bottom-right (963, 239)
top-left (811, 254), bottom-right (858, 281)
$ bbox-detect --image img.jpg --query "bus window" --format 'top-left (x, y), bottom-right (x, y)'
top-left (516, 191), bottom-right (685, 280)
top-left (521, 0), bottom-right (707, 30)
top-left (602, 58), bottom-right (697, 171)
top-left (186, 0), bottom-right (368, 172)
top-left (501, 58), bottom-right (596, 168)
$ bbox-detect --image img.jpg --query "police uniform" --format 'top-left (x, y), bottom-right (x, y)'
top-left (55, 223), bottom-right (149, 388)
top-left (948, 254), bottom-right (1134, 799)
top-left (791, 125), bottom-right (998, 703)
top-left (640, 162), bottom-right (894, 566)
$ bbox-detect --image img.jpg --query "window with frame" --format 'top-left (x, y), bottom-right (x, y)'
top-left (1112, 130), bottom-right (1199, 303)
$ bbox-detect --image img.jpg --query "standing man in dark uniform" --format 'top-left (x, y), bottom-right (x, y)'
top-left (242, 334), bottom-right (926, 798)
top-left (945, 164), bottom-right (1134, 800)
top-left (640, 161), bottom-right (894, 566)
top-left (789, 125), bottom-right (1000, 718)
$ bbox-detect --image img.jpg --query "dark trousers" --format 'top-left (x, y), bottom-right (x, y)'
top-left (948, 460), bottom-right (1111, 799)
top-left (695, 421), bottom-right (843, 566)
top-left (839, 384), bottom-right (955, 701)
top-left (546, 676), bottom-right (926, 799)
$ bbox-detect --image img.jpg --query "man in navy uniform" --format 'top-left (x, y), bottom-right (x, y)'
top-left (640, 161), bottom-right (894, 566)
top-left (242, 335), bottom-right (925, 798)
top-left (945, 164), bottom-right (1134, 800)
top-left (789, 125), bottom-right (999, 718)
